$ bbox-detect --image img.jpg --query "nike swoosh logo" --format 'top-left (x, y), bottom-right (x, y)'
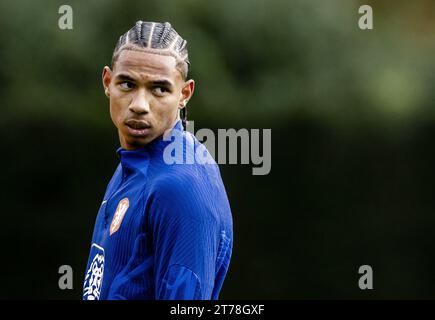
top-left (101, 200), bottom-right (108, 206)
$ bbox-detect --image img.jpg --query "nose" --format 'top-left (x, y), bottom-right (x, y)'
top-left (129, 89), bottom-right (150, 114)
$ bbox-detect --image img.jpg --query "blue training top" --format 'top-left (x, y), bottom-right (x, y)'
top-left (82, 120), bottom-right (233, 300)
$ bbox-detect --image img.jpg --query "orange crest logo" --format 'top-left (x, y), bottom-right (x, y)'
top-left (110, 198), bottom-right (129, 236)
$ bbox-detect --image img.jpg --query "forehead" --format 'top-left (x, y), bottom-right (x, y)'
top-left (113, 49), bottom-right (180, 80)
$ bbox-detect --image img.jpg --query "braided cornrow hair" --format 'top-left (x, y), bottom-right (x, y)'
top-left (112, 21), bottom-right (190, 130)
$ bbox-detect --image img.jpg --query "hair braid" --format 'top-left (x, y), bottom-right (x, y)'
top-left (112, 21), bottom-right (190, 79)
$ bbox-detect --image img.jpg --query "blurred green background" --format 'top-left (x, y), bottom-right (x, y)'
top-left (1, 0), bottom-right (435, 299)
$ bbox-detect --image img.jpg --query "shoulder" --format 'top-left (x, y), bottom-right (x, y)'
top-left (150, 166), bottom-right (210, 206)
top-left (150, 129), bottom-right (223, 198)
top-left (145, 131), bottom-right (231, 224)
top-left (146, 163), bottom-right (222, 226)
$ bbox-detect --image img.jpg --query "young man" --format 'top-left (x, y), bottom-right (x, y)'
top-left (82, 21), bottom-right (233, 300)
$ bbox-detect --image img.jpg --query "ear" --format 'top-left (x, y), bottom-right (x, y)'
top-left (102, 66), bottom-right (112, 98)
top-left (179, 79), bottom-right (195, 109)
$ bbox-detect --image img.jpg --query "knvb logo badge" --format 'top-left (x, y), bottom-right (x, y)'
top-left (110, 198), bottom-right (129, 236)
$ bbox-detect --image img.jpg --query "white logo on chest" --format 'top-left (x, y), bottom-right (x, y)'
top-left (83, 244), bottom-right (105, 300)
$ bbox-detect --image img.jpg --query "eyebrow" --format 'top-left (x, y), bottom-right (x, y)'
top-left (115, 73), bottom-right (136, 82)
top-left (114, 73), bottom-right (174, 87)
top-left (151, 80), bottom-right (173, 87)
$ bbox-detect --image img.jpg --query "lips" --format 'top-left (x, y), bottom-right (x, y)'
top-left (125, 119), bottom-right (151, 136)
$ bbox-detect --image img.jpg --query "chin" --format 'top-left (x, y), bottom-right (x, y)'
top-left (127, 135), bottom-right (156, 148)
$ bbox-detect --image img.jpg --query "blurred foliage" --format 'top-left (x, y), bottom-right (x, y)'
top-left (1, 0), bottom-right (435, 129)
top-left (2, 0), bottom-right (435, 299)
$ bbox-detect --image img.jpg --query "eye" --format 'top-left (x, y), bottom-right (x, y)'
top-left (119, 81), bottom-right (135, 90)
top-left (152, 86), bottom-right (170, 96)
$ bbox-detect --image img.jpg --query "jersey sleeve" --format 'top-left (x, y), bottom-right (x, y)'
top-left (148, 174), bottom-right (220, 300)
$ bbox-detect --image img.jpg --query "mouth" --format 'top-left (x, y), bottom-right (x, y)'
top-left (124, 119), bottom-right (152, 136)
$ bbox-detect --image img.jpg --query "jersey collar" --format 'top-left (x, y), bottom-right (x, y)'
top-left (116, 119), bottom-right (183, 173)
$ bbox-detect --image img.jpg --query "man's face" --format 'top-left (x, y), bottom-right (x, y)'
top-left (102, 50), bottom-right (194, 149)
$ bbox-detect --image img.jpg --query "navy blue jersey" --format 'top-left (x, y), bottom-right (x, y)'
top-left (83, 120), bottom-right (233, 300)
